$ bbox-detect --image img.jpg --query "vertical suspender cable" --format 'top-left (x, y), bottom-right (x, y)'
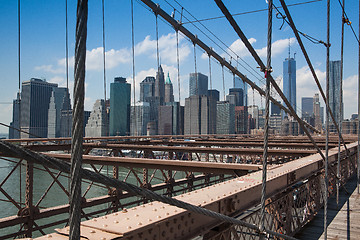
top-left (156, 14), bottom-right (160, 69)
top-left (260, 0), bottom-right (272, 234)
top-left (222, 64), bottom-right (225, 100)
top-left (358, 0), bottom-right (360, 194)
top-left (66, 0), bottom-right (70, 137)
top-left (194, 43), bottom-right (198, 94)
top-left (337, 0), bottom-right (345, 206)
top-left (131, 0), bottom-right (137, 136)
top-left (18, 0), bottom-right (22, 206)
top-left (70, 0), bottom-right (87, 239)
top-left (324, 0), bottom-right (330, 238)
top-left (176, 30), bottom-right (181, 102)
top-left (102, 0), bottom-right (108, 136)
top-left (209, 55), bottom-right (212, 90)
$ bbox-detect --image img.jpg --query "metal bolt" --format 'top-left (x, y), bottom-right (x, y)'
top-left (127, 226), bottom-right (132, 229)
top-left (47, 235), bottom-right (52, 238)
top-left (101, 238), bottom-right (106, 240)
top-left (138, 222), bottom-right (142, 226)
top-left (93, 219), bottom-right (97, 222)
top-left (166, 212), bottom-right (170, 215)
top-left (157, 215), bottom-right (161, 219)
top-left (90, 230), bottom-right (96, 233)
top-left (103, 224), bottom-right (108, 227)
top-left (113, 213), bottom-right (118, 216)
top-left (126, 217), bottom-right (130, 220)
top-left (153, 208), bottom-right (157, 211)
top-left (135, 214), bottom-right (139, 217)
top-left (148, 218), bottom-right (152, 222)
top-left (114, 220), bottom-right (119, 224)
top-left (122, 208), bottom-right (128, 213)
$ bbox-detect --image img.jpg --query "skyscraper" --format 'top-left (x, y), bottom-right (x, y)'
top-left (329, 60), bottom-right (343, 126)
top-left (271, 101), bottom-right (281, 116)
top-left (283, 56), bottom-right (296, 112)
top-left (216, 101), bottom-right (235, 134)
top-left (9, 93), bottom-right (21, 139)
top-left (130, 101), bottom-right (150, 136)
top-left (109, 77), bottom-right (131, 136)
top-left (189, 72), bottom-right (208, 97)
top-left (164, 72), bottom-right (174, 103)
top-left (235, 106), bottom-right (248, 134)
top-left (140, 76), bottom-right (155, 102)
top-left (184, 95), bottom-right (214, 134)
top-left (301, 97), bottom-right (313, 124)
top-left (85, 99), bottom-right (108, 137)
top-left (234, 76), bottom-right (247, 106)
top-left (229, 88), bottom-right (244, 106)
top-left (155, 65), bottom-right (165, 105)
top-left (20, 78), bottom-right (58, 138)
top-left (48, 87), bottom-right (71, 138)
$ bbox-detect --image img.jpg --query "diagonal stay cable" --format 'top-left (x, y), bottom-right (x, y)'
top-left (0, 140), bottom-right (298, 240)
top-left (214, 0), bottom-right (350, 193)
top-left (278, 0), bottom-right (351, 163)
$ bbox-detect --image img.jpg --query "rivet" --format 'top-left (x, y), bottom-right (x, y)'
top-left (90, 230), bottom-right (96, 233)
top-left (47, 235), bottom-right (52, 238)
top-left (103, 224), bottom-right (108, 227)
top-left (101, 238), bottom-right (106, 240)
top-left (157, 215), bottom-right (161, 219)
top-left (133, 207), bottom-right (137, 210)
top-left (203, 201), bottom-right (206, 204)
top-left (122, 208), bottom-right (128, 213)
top-left (142, 205), bottom-right (146, 208)
top-left (194, 190), bottom-right (198, 193)
top-left (138, 222), bottom-right (142, 226)
top-left (223, 193), bottom-right (226, 196)
top-left (127, 226), bottom-right (132, 229)
top-left (135, 214), bottom-right (139, 217)
top-left (148, 218), bottom-right (152, 222)
top-left (161, 206), bottom-right (165, 209)
top-left (103, 216), bottom-right (107, 219)
top-left (166, 212), bottom-right (170, 215)
top-left (93, 219), bottom-right (97, 222)
top-left (150, 202), bottom-right (153, 205)
top-left (153, 208), bottom-right (157, 211)
top-left (174, 209), bottom-right (178, 213)
top-left (126, 217), bottom-right (130, 220)
top-left (114, 220), bottom-right (119, 224)
top-left (113, 213), bottom-right (118, 216)
top-left (217, 196), bottom-right (220, 199)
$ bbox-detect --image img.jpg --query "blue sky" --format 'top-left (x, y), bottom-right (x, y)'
top-left (0, 0), bottom-right (359, 133)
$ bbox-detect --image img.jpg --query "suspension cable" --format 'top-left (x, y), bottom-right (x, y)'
top-left (324, 0), bottom-right (330, 238)
top-left (337, 0), bottom-right (345, 206)
top-left (65, 0), bottom-right (70, 137)
top-left (208, 54), bottom-right (212, 90)
top-left (131, 0), bottom-right (137, 136)
top-left (155, 13), bottom-right (160, 69)
top-left (70, 0), bottom-right (88, 238)
top-left (193, 42), bottom-right (198, 94)
top-left (221, 64), bottom-right (225, 100)
top-left (17, 0), bottom-right (22, 208)
top-left (260, 0), bottom-right (272, 234)
top-left (176, 30), bottom-right (181, 102)
top-left (101, 0), bottom-right (108, 136)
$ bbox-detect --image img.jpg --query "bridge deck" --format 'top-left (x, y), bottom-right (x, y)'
top-left (296, 176), bottom-right (360, 240)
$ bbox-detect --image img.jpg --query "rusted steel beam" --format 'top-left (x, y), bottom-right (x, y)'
top-left (4, 134), bottom-right (357, 144)
top-left (43, 153), bottom-right (261, 175)
top-left (24, 143), bottom-right (317, 157)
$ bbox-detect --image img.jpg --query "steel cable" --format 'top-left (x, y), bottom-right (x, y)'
top-left (69, 0), bottom-right (88, 238)
top-left (260, 0), bottom-right (272, 235)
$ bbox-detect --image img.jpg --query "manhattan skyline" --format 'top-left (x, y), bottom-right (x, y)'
top-left (0, 0), bottom-right (359, 133)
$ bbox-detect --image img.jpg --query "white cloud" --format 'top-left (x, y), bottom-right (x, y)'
top-left (49, 76), bottom-right (65, 86)
top-left (224, 37), bottom-right (296, 60)
top-left (343, 75), bottom-right (358, 118)
top-left (34, 64), bottom-right (65, 74)
top-left (256, 38), bottom-right (296, 58)
top-left (135, 33), bottom-right (191, 64)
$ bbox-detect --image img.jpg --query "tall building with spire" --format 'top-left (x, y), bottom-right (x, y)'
top-left (155, 65), bottom-right (165, 105)
top-left (164, 72), bottom-right (174, 103)
top-left (48, 87), bottom-right (71, 138)
top-left (283, 47), bottom-right (296, 114)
